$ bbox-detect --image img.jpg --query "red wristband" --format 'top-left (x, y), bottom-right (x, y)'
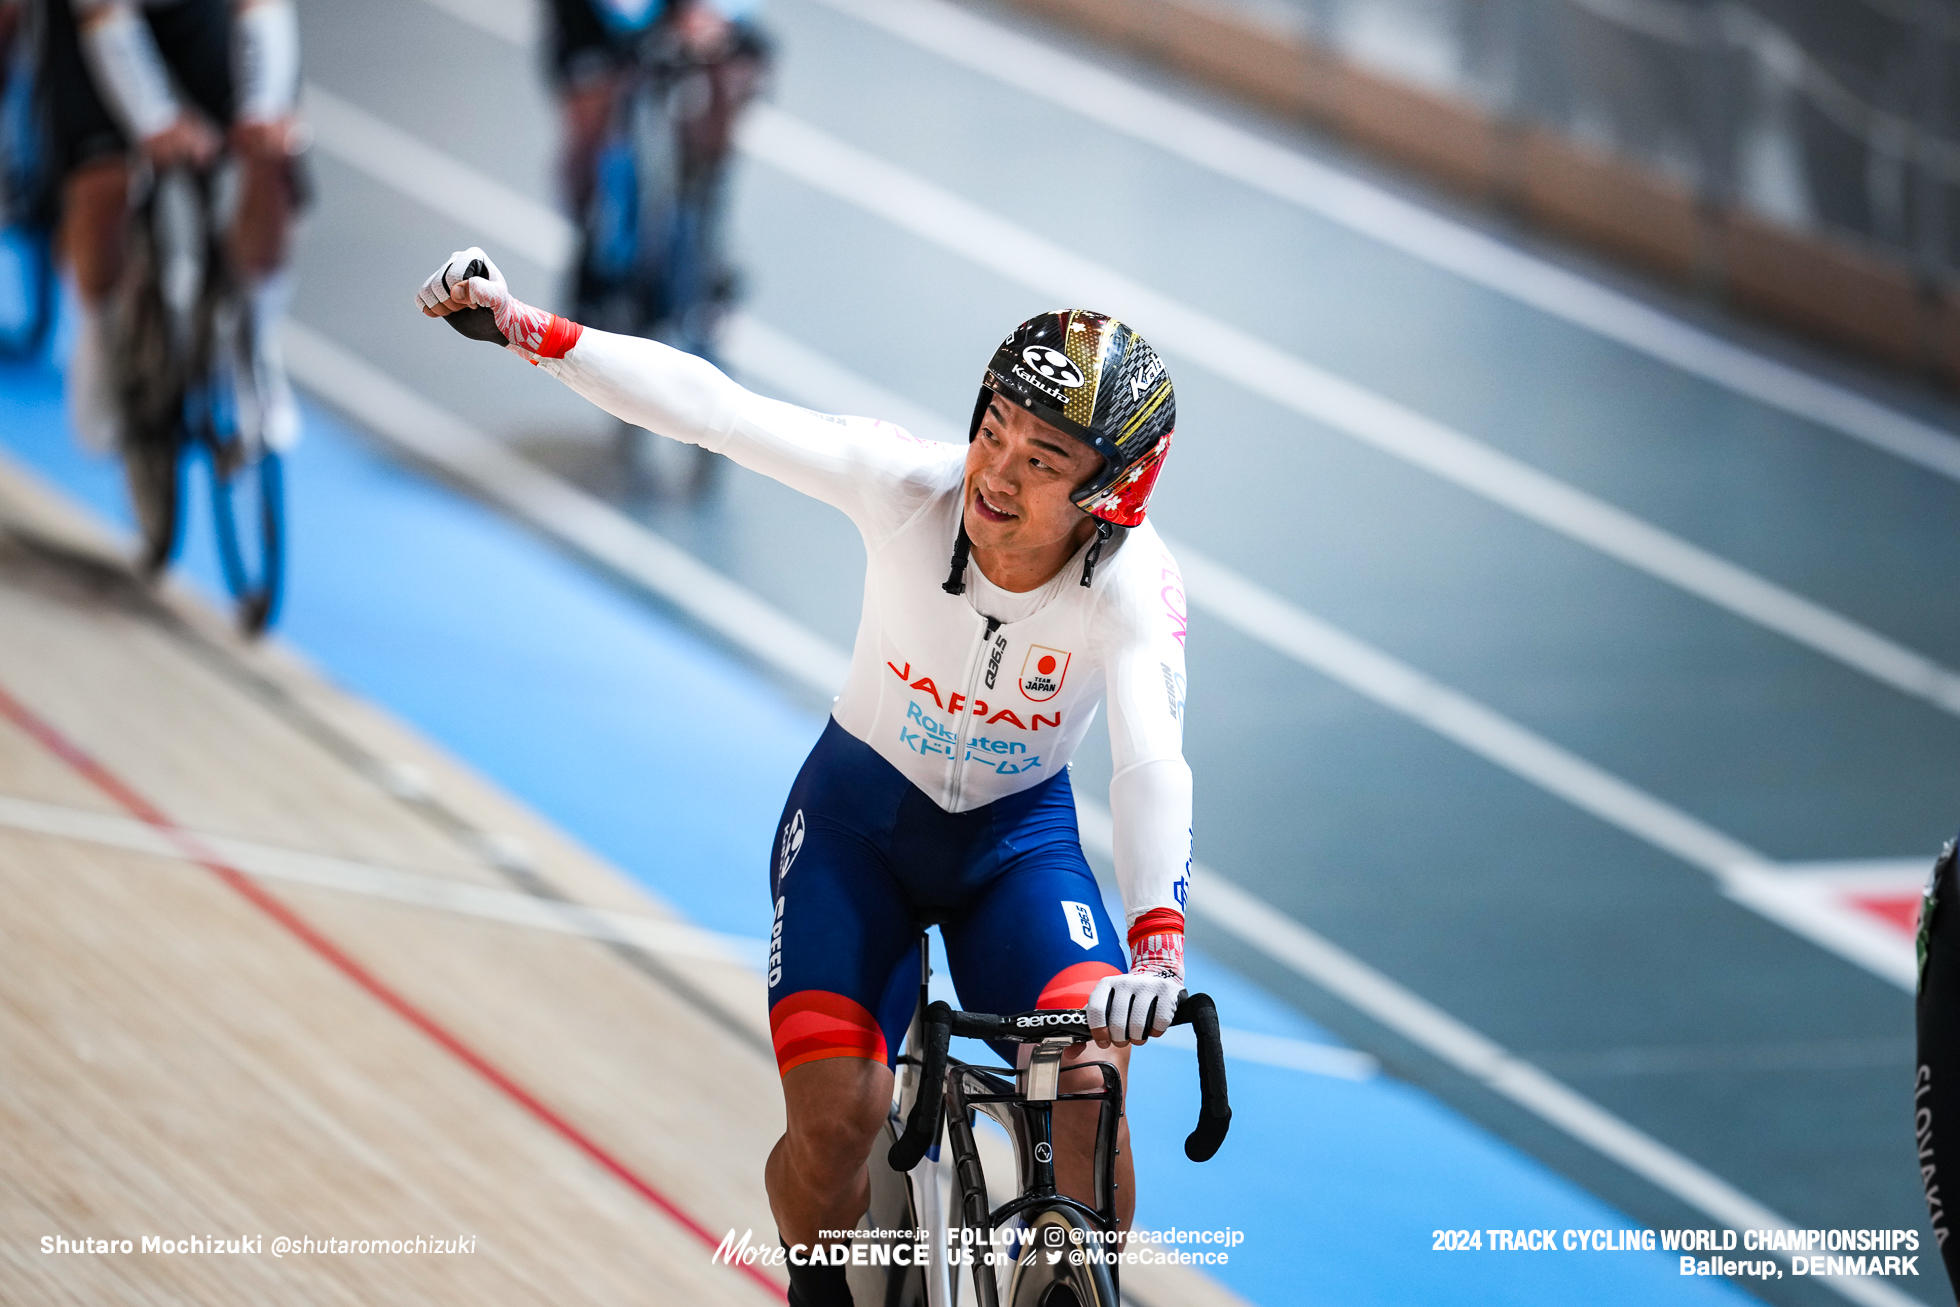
top-left (533, 313), bottom-right (583, 360)
top-left (1127, 907), bottom-right (1185, 950)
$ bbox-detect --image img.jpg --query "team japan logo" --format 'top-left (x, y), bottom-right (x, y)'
top-left (1020, 345), bottom-right (1084, 388)
top-left (1019, 645), bottom-right (1071, 701)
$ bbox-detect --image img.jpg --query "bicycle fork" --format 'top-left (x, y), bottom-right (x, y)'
top-left (896, 936), bottom-right (955, 1307)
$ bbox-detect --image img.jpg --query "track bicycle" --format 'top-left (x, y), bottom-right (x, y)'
top-left (571, 17), bottom-right (767, 499)
top-left (851, 934), bottom-right (1232, 1307)
top-left (114, 161), bottom-right (284, 634)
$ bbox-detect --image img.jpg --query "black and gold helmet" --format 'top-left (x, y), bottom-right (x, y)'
top-left (969, 310), bottom-right (1175, 529)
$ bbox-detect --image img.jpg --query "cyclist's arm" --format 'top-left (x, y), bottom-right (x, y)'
top-left (419, 249), bottom-right (945, 534)
top-left (1099, 542), bottom-right (1193, 934)
top-left (1084, 540), bottom-right (1193, 1047)
top-left (539, 323), bottom-right (946, 537)
top-left (232, 0), bottom-right (299, 126)
top-left (70, 0), bottom-right (182, 143)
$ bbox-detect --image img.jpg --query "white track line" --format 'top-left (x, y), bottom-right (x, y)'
top-left (307, 68), bottom-right (1960, 719)
top-left (301, 84), bottom-right (575, 271)
top-left (0, 792), bottom-right (763, 966)
top-left (286, 310), bottom-right (1905, 1306)
top-left (1156, 1023), bottom-right (1379, 1081)
top-left (1169, 542), bottom-right (1773, 874)
top-left (4, 788), bottom-right (1370, 1077)
top-left (1720, 861), bottom-right (1927, 993)
top-left (809, 0), bottom-right (1960, 487)
top-left (416, 0), bottom-right (534, 45)
top-left (737, 104), bottom-right (1960, 719)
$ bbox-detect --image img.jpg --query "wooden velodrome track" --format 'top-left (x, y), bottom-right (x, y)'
top-left (0, 453), bottom-right (1241, 1306)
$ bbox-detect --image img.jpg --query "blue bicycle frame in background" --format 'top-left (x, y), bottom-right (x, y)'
top-left (0, 1), bottom-right (55, 362)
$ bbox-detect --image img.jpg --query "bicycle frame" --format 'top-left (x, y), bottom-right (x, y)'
top-left (116, 162), bottom-right (286, 632)
top-left (879, 938), bottom-right (954, 1307)
top-left (869, 932), bottom-right (1232, 1307)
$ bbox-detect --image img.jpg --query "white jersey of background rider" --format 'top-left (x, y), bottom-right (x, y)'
top-left (537, 329), bottom-right (1194, 925)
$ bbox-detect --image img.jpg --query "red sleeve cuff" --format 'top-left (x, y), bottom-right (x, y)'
top-left (533, 314), bottom-right (583, 360)
top-left (1127, 907), bottom-right (1185, 950)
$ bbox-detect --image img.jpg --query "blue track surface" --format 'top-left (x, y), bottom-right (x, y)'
top-left (1, 347), bottom-right (1759, 1305)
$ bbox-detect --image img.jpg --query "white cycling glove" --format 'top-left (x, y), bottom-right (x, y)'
top-left (413, 247), bottom-right (582, 360)
top-left (1087, 911), bottom-right (1185, 1047)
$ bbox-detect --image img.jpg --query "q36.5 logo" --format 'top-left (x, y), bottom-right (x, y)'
top-left (778, 809), bottom-right (805, 879)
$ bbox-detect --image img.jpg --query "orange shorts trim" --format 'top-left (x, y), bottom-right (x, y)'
top-left (1037, 960), bottom-right (1122, 1010)
top-left (770, 989), bottom-right (888, 1075)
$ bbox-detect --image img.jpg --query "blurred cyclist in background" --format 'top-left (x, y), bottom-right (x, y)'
top-left (546, 0), bottom-right (767, 496)
top-left (42, 0), bottom-right (303, 453)
top-left (544, 0), bottom-right (768, 497)
top-left (547, 0), bottom-right (761, 229)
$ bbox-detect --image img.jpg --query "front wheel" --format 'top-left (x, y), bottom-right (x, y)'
top-left (1006, 1206), bottom-right (1117, 1307)
top-left (206, 440), bottom-right (283, 635)
top-left (123, 430), bottom-right (183, 578)
top-left (846, 1113), bottom-right (930, 1307)
top-left (197, 293), bottom-right (286, 635)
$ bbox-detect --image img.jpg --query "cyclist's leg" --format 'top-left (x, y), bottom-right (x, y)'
top-left (545, 0), bottom-right (620, 218)
top-left (765, 720), bottom-right (925, 1301)
top-left (43, 0), bottom-right (131, 451)
top-left (144, 0), bottom-right (301, 450)
top-left (940, 770), bottom-right (1135, 1228)
top-left (143, 0), bottom-right (284, 274)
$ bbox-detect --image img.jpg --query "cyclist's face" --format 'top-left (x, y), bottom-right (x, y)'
top-left (964, 399), bottom-right (1103, 562)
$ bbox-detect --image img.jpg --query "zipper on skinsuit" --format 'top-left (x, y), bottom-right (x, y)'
top-left (946, 614), bottom-right (1002, 810)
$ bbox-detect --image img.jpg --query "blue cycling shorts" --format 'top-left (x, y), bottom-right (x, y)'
top-left (766, 718), bottom-right (1126, 1075)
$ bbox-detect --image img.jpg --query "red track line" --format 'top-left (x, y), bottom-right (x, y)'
top-left (0, 681), bottom-right (785, 1302)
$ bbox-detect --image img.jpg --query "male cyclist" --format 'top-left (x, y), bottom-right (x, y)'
top-left (43, 0), bottom-right (302, 453)
top-left (418, 248), bottom-right (1192, 1307)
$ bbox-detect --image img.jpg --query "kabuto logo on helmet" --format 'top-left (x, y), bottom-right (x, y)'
top-left (1021, 345), bottom-right (1084, 388)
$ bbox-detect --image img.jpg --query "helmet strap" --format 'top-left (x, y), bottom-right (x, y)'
top-left (967, 387), bottom-right (994, 442)
top-left (1079, 519), bottom-right (1114, 588)
top-left (943, 519), bottom-right (973, 595)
